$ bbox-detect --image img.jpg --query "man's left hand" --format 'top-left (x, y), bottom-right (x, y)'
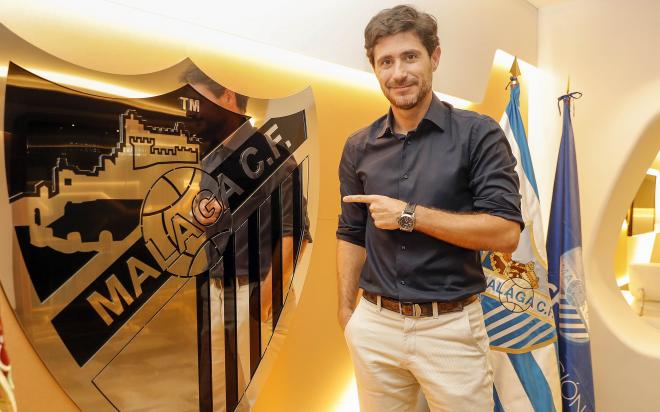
top-left (343, 194), bottom-right (406, 230)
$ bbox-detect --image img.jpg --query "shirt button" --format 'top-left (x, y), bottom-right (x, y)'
top-left (400, 280), bottom-right (406, 285)
top-left (401, 245), bottom-right (406, 250)
top-left (402, 174), bottom-right (408, 179)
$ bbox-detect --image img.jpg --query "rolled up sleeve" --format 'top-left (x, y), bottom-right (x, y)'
top-left (336, 138), bottom-right (368, 247)
top-left (468, 117), bottom-right (525, 230)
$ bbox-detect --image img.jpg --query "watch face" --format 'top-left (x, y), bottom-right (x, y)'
top-left (398, 214), bottom-right (414, 231)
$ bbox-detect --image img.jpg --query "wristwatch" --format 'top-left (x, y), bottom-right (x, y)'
top-left (397, 203), bottom-right (416, 232)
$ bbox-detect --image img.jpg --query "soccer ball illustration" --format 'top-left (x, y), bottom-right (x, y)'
top-left (141, 167), bottom-right (231, 277)
top-left (499, 277), bottom-right (535, 313)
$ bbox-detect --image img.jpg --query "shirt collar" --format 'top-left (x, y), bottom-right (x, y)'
top-left (376, 93), bottom-right (449, 139)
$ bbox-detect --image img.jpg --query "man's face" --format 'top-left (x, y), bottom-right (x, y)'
top-left (372, 31), bottom-right (440, 110)
top-left (192, 83), bottom-right (245, 115)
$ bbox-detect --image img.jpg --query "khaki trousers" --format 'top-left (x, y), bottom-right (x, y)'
top-left (344, 296), bottom-right (494, 412)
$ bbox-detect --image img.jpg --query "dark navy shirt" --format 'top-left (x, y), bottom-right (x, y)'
top-left (336, 95), bottom-right (523, 303)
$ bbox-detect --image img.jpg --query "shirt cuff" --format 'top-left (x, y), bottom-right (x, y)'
top-left (473, 194), bottom-right (525, 231)
top-left (336, 228), bottom-right (365, 247)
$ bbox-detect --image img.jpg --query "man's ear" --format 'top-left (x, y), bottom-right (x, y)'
top-left (431, 46), bottom-right (441, 71)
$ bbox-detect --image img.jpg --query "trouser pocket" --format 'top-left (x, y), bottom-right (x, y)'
top-left (462, 300), bottom-right (490, 354)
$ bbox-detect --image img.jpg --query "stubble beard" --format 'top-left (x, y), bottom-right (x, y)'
top-left (386, 77), bottom-right (432, 110)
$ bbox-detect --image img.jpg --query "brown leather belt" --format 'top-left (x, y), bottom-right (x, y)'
top-left (362, 291), bottom-right (478, 317)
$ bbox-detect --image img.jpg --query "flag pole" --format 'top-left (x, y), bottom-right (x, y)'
top-left (509, 56), bottom-right (521, 84)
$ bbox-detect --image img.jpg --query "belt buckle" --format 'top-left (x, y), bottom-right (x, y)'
top-left (399, 302), bottom-right (422, 317)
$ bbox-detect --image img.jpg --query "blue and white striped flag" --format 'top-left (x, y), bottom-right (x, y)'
top-left (547, 92), bottom-right (595, 412)
top-left (480, 80), bottom-right (561, 411)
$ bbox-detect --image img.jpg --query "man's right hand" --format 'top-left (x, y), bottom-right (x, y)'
top-left (336, 239), bottom-right (366, 333)
top-left (338, 307), bottom-right (354, 332)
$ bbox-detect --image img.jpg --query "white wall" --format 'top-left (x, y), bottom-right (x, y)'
top-left (534, 0), bottom-right (660, 410)
top-left (0, 0), bottom-right (537, 103)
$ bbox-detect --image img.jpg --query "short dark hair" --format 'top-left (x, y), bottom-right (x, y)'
top-left (364, 5), bottom-right (440, 66)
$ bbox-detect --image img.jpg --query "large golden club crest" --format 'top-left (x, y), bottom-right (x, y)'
top-left (0, 24), bottom-right (318, 411)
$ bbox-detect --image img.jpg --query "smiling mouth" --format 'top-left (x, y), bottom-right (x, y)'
top-left (391, 85), bottom-right (415, 90)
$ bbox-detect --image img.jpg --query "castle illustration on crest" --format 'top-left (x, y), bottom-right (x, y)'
top-left (126, 111), bottom-right (199, 169)
top-left (13, 110), bottom-right (202, 254)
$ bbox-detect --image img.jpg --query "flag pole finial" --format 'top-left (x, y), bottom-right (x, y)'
top-left (509, 57), bottom-right (521, 79)
top-left (566, 76), bottom-right (571, 94)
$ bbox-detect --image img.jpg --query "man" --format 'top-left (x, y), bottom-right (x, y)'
top-left (336, 5), bottom-right (524, 412)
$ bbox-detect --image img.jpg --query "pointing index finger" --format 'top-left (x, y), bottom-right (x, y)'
top-left (343, 195), bottom-right (378, 204)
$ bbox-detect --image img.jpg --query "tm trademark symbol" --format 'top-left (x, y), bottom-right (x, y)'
top-left (179, 97), bottom-right (200, 113)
